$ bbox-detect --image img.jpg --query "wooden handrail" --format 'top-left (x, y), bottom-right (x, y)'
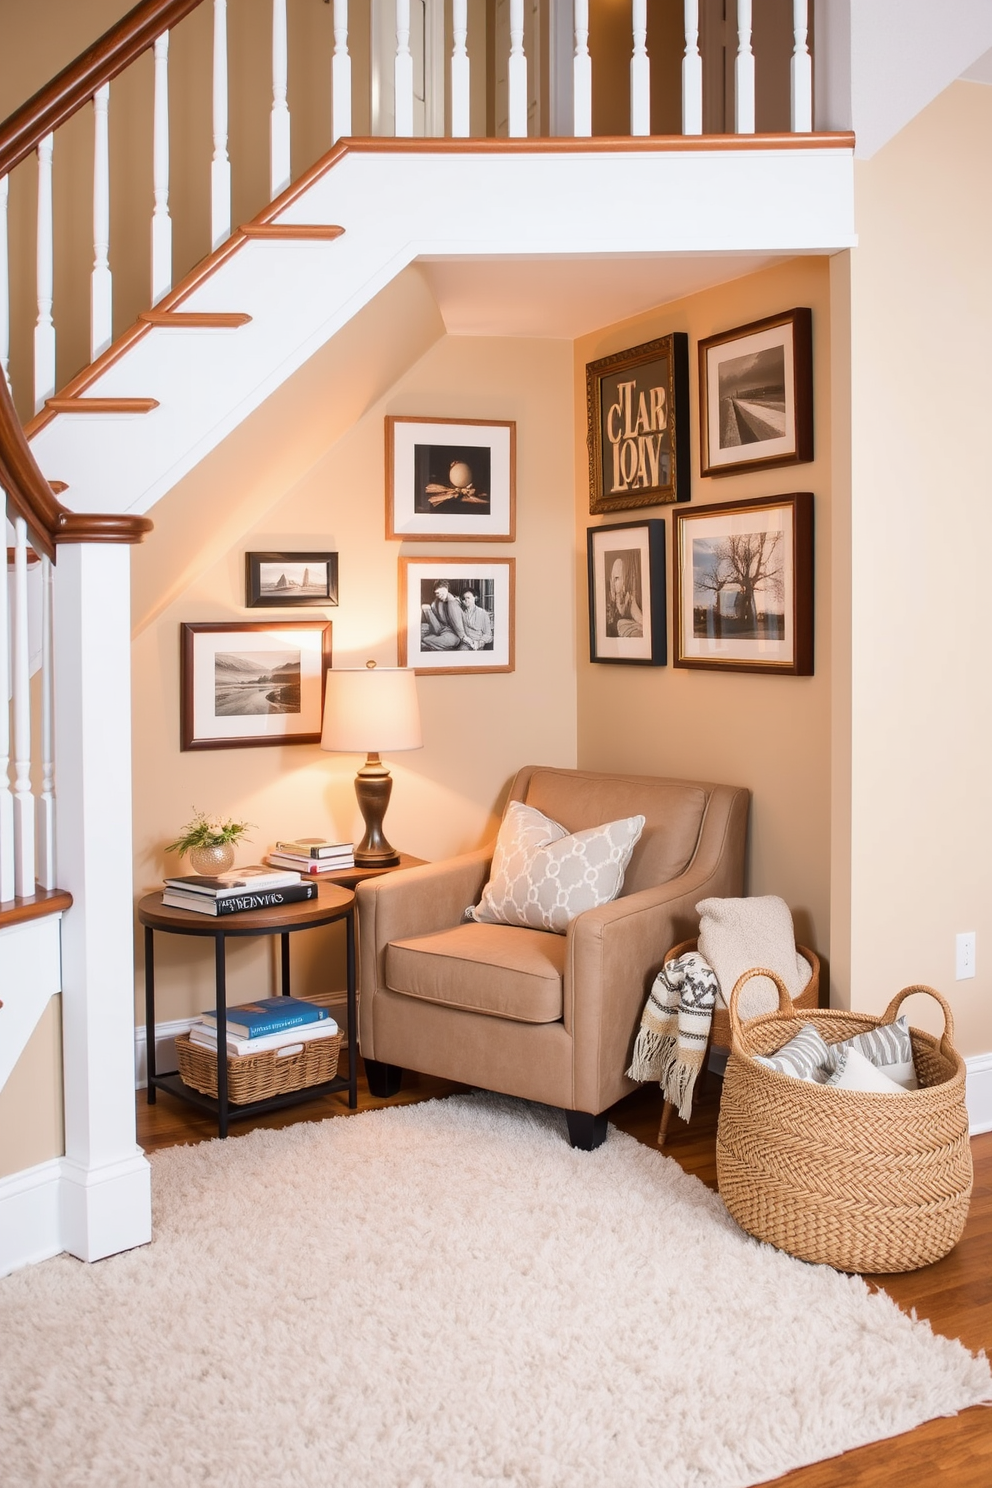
top-left (0, 0), bottom-right (206, 181)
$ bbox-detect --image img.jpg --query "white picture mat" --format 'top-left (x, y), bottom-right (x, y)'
top-left (403, 563), bottom-right (512, 670)
top-left (591, 526), bottom-right (653, 661)
top-left (391, 421), bottom-right (513, 537)
top-left (680, 505), bottom-right (795, 664)
top-left (192, 629), bottom-right (325, 740)
top-left (706, 323), bottom-right (796, 470)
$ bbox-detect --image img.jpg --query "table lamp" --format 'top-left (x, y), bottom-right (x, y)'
top-left (320, 662), bottom-right (423, 868)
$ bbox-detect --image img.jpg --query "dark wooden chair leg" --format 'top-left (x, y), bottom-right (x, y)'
top-left (565, 1110), bottom-right (608, 1151)
top-left (364, 1058), bottom-right (403, 1098)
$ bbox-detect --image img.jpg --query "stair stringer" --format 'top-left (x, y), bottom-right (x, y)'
top-left (27, 140), bottom-right (856, 521)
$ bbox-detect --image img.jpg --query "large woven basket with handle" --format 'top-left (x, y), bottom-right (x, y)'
top-left (716, 973), bottom-right (972, 1273)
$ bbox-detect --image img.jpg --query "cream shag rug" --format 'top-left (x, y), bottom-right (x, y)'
top-left (1, 1094), bottom-right (989, 1488)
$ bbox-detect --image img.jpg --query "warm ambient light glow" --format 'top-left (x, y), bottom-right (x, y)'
top-left (320, 663), bottom-right (423, 754)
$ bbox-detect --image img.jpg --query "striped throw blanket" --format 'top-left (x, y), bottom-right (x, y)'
top-left (627, 952), bottom-right (719, 1121)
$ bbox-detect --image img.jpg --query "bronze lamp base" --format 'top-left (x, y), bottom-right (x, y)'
top-left (353, 753), bottom-right (400, 867)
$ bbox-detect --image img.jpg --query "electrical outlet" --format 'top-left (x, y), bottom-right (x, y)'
top-left (955, 932), bottom-right (976, 981)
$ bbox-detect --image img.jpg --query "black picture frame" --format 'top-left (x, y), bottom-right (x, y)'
top-left (698, 308), bottom-right (813, 478)
top-left (586, 332), bottom-right (689, 514)
top-left (587, 520), bottom-right (666, 666)
top-left (245, 551), bottom-right (339, 608)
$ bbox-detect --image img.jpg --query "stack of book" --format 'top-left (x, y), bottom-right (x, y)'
top-left (188, 995), bottom-right (339, 1058)
top-left (266, 837), bottom-right (356, 874)
top-left (162, 865), bottom-right (318, 916)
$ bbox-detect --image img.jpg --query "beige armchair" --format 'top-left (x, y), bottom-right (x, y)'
top-left (356, 765), bottom-right (749, 1148)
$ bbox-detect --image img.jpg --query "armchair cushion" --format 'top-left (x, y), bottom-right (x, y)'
top-left (386, 921), bottom-right (566, 1023)
top-left (466, 800), bottom-right (645, 934)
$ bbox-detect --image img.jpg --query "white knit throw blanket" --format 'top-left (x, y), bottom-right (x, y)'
top-left (627, 952), bottom-right (719, 1121)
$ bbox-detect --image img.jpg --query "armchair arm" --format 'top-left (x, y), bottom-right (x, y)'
top-left (356, 847), bottom-right (493, 999)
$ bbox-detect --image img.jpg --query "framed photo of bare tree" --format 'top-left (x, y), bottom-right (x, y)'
top-left (587, 520), bottom-right (666, 665)
top-left (673, 494), bottom-right (813, 674)
top-left (698, 308), bottom-right (813, 478)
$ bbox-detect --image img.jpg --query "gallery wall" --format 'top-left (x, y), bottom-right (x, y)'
top-left (574, 256), bottom-right (834, 971)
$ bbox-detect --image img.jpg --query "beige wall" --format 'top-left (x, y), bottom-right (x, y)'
top-left (575, 256), bottom-right (834, 967)
top-left (838, 80), bottom-right (992, 1056)
top-left (131, 276), bottom-right (577, 1024)
top-left (0, 997), bottom-right (63, 1179)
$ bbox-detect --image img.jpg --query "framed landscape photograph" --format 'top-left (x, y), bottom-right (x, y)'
top-left (673, 493), bottom-right (813, 674)
top-left (180, 621), bottom-right (332, 750)
top-left (586, 332), bottom-right (689, 514)
top-left (698, 308), bottom-right (813, 478)
top-left (398, 557), bottom-right (514, 674)
top-left (386, 416), bottom-right (516, 540)
top-left (587, 520), bottom-right (666, 666)
top-left (245, 551), bottom-right (338, 607)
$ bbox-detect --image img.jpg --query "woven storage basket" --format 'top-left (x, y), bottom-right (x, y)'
top-left (175, 1031), bottom-right (341, 1105)
top-left (664, 938), bottom-right (820, 1048)
top-left (716, 973), bottom-right (971, 1273)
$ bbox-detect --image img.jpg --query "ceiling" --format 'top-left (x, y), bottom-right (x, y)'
top-left (416, 252), bottom-right (791, 340)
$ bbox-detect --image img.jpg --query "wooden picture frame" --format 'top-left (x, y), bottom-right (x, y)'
top-left (398, 558), bottom-right (515, 674)
top-left (673, 494), bottom-right (813, 675)
top-left (180, 621), bottom-right (332, 750)
top-left (587, 520), bottom-right (666, 666)
top-left (586, 332), bottom-right (689, 514)
top-left (698, 308), bottom-right (813, 478)
top-left (386, 416), bottom-right (516, 541)
top-left (245, 551), bottom-right (338, 607)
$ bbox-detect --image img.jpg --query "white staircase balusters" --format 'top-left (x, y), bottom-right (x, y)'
top-left (573, 0), bottom-right (592, 138)
top-left (11, 516), bottom-right (34, 898)
top-left (37, 553), bottom-right (55, 891)
top-left (332, 0), bottom-right (353, 143)
top-left (34, 134), bottom-right (55, 416)
top-left (0, 176), bottom-right (9, 391)
top-left (451, 0), bottom-right (470, 139)
top-left (394, 0), bottom-right (414, 138)
top-left (508, 0), bottom-right (528, 138)
top-left (91, 85), bottom-right (113, 361)
top-left (735, 0), bottom-right (755, 134)
top-left (791, 0), bottom-right (813, 133)
top-left (212, 0), bottom-right (231, 248)
top-left (271, 0), bottom-right (291, 196)
top-left (151, 34), bottom-right (172, 304)
top-left (0, 503), bottom-right (13, 903)
top-left (682, 0), bottom-right (702, 135)
top-left (630, 0), bottom-right (650, 137)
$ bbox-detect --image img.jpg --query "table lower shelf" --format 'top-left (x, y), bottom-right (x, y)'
top-left (149, 1070), bottom-right (354, 1124)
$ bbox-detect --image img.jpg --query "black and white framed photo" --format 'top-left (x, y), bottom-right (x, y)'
top-left (386, 417), bottom-right (516, 541)
top-left (587, 520), bottom-right (666, 666)
top-left (698, 308), bottom-right (813, 478)
top-left (245, 551), bottom-right (338, 607)
top-left (180, 621), bottom-right (332, 750)
top-left (586, 332), bottom-right (689, 514)
top-left (673, 493), bottom-right (813, 675)
top-left (398, 558), bottom-right (514, 674)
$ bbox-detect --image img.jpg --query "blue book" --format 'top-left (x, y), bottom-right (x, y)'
top-left (200, 996), bottom-right (332, 1039)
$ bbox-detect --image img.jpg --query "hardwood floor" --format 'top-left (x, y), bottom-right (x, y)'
top-left (136, 1066), bottom-right (992, 1487)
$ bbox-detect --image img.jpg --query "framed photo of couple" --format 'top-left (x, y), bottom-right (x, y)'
top-left (587, 521), bottom-right (666, 666)
top-left (398, 558), bottom-right (515, 675)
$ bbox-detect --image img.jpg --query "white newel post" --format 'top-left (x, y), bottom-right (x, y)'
top-left (212, 0), bottom-right (232, 248)
top-left (271, 0), bottom-right (291, 196)
top-left (332, 0), bottom-right (352, 142)
top-left (151, 34), bottom-right (172, 304)
top-left (573, 0), bottom-right (591, 137)
top-left (682, 0), bottom-right (702, 135)
top-left (34, 134), bottom-right (55, 414)
top-left (735, 0), bottom-right (755, 134)
top-left (91, 85), bottom-right (113, 361)
top-left (54, 544), bottom-right (151, 1263)
top-left (0, 174), bottom-right (9, 389)
top-left (791, 0), bottom-right (813, 133)
top-left (0, 502), bottom-right (13, 903)
top-left (630, 0), bottom-right (650, 136)
top-left (394, 0), bottom-right (414, 138)
top-left (508, 0), bottom-right (528, 137)
top-left (11, 517), bottom-right (34, 898)
top-left (451, 0), bottom-right (470, 138)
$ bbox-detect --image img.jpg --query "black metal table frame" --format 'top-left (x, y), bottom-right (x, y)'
top-left (142, 896), bottom-right (357, 1138)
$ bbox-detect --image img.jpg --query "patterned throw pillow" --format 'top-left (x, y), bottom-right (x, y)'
top-left (825, 1044), bottom-right (910, 1094)
top-left (467, 800), bottom-right (645, 935)
top-left (754, 1024), bottom-right (834, 1083)
top-left (826, 1015), bottom-right (919, 1090)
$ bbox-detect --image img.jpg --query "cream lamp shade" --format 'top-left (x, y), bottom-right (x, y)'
top-left (320, 663), bottom-right (422, 867)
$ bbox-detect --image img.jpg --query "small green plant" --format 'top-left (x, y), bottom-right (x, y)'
top-left (166, 809), bottom-right (255, 857)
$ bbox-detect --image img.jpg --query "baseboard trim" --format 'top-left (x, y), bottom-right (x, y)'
top-left (965, 1053), bottom-right (992, 1135)
top-left (134, 1017), bottom-right (196, 1089)
top-left (0, 1159), bottom-right (63, 1278)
